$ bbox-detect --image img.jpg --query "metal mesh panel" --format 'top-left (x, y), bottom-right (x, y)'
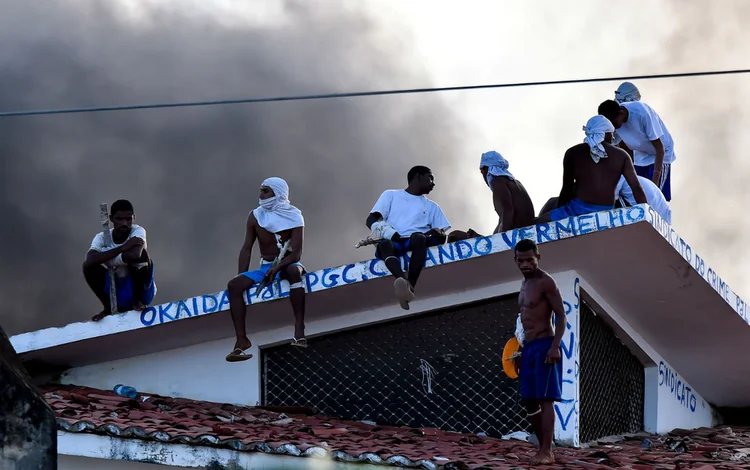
top-left (262, 295), bottom-right (529, 437)
top-left (579, 299), bottom-right (644, 442)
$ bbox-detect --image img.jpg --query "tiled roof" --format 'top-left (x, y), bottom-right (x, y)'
top-left (44, 384), bottom-right (750, 469)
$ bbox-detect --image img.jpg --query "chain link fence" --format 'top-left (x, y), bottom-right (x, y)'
top-left (262, 294), bottom-right (528, 438)
top-left (579, 299), bottom-right (644, 443)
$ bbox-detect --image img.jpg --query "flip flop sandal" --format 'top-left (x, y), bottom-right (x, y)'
top-left (225, 347), bottom-right (253, 362)
top-left (290, 337), bottom-right (308, 348)
top-left (394, 278), bottom-right (415, 311)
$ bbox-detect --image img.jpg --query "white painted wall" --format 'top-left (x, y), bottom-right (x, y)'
top-left (58, 433), bottom-right (382, 470)
top-left (62, 279), bottom-right (525, 407)
top-left (578, 278), bottom-right (718, 434)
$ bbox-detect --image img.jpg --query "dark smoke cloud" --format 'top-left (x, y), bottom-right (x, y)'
top-left (0, 0), bottom-right (470, 335)
top-left (627, 0), bottom-right (750, 296)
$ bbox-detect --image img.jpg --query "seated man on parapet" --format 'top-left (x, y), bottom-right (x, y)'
top-left (366, 165), bottom-right (450, 310)
top-left (225, 177), bottom-right (306, 362)
top-left (616, 174), bottom-right (672, 224)
top-left (479, 150), bottom-right (535, 233)
top-left (535, 115), bottom-right (647, 223)
top-left (83, 199), bottom-right (156, 322)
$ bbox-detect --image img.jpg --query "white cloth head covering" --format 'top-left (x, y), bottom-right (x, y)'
top-left (480, 150), bottom-right (514, 182)
top-left (615, 82), bottom-right (641, 103)
top-left (252, 177), bottom-right (305, 233)
top-left (583, 115), bottom-right (615, 163)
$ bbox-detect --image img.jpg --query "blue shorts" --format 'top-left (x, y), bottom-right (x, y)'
top-left (104, 263), bottom-right (157, 311)
top-left (519, 336), bottom-right (563, 403)
top-left (547, 198), bottom-right (613, 222)
top-left (241, 261), bottom-right (305, 284)
top-left (374, 234), bottom-right (443, 259)
top-left (636, 163), bottom-right (672, 201)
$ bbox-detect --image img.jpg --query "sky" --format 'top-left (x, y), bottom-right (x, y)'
top-left (1, 0), bottom-right (749, 335)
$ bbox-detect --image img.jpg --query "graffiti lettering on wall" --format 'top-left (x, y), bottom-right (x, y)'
top-left (139, 207), bottom-right (645, 327)
top-left (647, 207), bottom-right (748, 324)
top-left (658, 361), bottom-right (697, 413)
top-left (554, 276), bottom-right (581, 447)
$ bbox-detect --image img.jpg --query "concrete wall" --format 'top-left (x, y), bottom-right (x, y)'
top-left (579, 278), bottom-right (718, 434)
top-left (0, 325), bottom-right (57, 470)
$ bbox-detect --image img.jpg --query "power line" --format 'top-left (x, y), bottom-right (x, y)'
top-left (1, 68), bottom-right (748, 118)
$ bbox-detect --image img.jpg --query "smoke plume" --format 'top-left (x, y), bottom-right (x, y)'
top-left (627, 0), bottom-right (750, 297)
top-left (0, 0), bottom-right (472, 334)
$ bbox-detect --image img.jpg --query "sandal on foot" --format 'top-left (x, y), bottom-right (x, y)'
top-left (291, 337), bottom-right (308, 348)
top-left (225, 347), bottom-right (253, 362)
top-left (394, 278), bottom-right (415, 310)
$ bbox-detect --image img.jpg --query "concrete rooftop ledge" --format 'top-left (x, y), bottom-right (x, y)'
top-left (11, 204), bottom-right (749, 374)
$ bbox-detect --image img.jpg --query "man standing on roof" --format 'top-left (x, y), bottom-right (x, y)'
top-left (514, 238), bottom-right (565, 466)
top-left (536, 115), bottom-right (648, 223)
top-left (83, 199), bottom-right (157, 322)
top-left (366, 166), bottom-right (450, 311)
top-left (225, 177), bottom-right (307, 362)
top-left (615, 174), bottom-right (672, 224)
top-left (598, 99), bottom-right (675, 201)
top-left (479, 150), bottom-right (535, 233)
top-left (614, 81), bottom-right (641, 103)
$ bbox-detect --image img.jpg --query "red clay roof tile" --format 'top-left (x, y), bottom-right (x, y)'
top-left (42, 384), bottom-right (750, 469)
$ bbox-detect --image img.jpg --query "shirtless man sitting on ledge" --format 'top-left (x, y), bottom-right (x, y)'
top-left (514, 238), bottom-right (566, 466)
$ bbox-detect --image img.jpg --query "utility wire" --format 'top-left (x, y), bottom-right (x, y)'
top-left (1, 68), bottom-right (748, 118)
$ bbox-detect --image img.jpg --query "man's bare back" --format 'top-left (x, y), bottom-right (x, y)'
top-left (565, 142), bottom-right (631, 207)
top-left (490, 176), bottom-right (536, 232)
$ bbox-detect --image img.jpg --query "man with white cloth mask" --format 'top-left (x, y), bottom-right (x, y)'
top-left (598, 98), bottom-right (676, 201)
top-left (614, 81), bottom-right (642, 103)
top-left (366, 165), bottom-right (451, 310)
top-left (225, 177), bottom-right (307, 362)
top-left (536, 115), bottom-right (647, 223)
top-left (479, 150), bottom-right (535, 233)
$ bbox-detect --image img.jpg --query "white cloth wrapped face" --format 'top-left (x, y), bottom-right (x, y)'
top-left (252, 177), bottom-right (305, 234)
top-left (370, 220), bottom-right (398, 241)
top-left (480, 150), bottom-right (514, 184)
top-left (615, 81), bottom-right (641, 103)
top-left (583, 115), bottom-right (615, 163)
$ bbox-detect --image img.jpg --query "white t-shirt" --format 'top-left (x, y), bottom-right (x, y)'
top-left (613, 101), bottom-right (676, 167)
top-left (616, 176), bottom-right (672, 224)
top-left (370, 190), bottom-right (451, 238)
top-left (89, 224), bottom-right (148, 276)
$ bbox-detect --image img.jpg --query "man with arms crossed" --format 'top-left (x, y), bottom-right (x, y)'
top-left (514, 238), bottom-right (565, 466)
top-left (536, 115), bottom-right (648, 223)
top-left (83, 199), bottom-right (156, 322)
top-left (225, 177), bottom-right (307, 362)
top-left (366, 166), bottom-right (450, 310)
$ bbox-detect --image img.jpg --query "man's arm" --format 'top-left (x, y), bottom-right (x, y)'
top-left (556, 150), bottom-right (576, 207)
top-left (544, 275), bottom-right (567, 353)
top-left (366, 212), bottom-right (383, 230)
top-left (650, 138), bottom-right (665, 184)
top-left (82, 236), bottom-right (142, 269)
top-left (622, 155), bottom-right (648, 205)
top-left (237, 214), bottom-right (257, 274)
top-left (272, 226), bottom-right (304, 272)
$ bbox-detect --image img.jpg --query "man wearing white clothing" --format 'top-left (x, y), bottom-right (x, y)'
top-left (615, 175), bottom-right (672, 224)
top-left (366, 166), bottom-right (451, 310)
top-left (598, 99), bottom-right (676, 202)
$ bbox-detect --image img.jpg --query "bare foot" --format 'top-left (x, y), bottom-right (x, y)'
top-left (133, 301), bottom-right (147, 311)
top-left (529, 450), bottom-right (555, 466)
